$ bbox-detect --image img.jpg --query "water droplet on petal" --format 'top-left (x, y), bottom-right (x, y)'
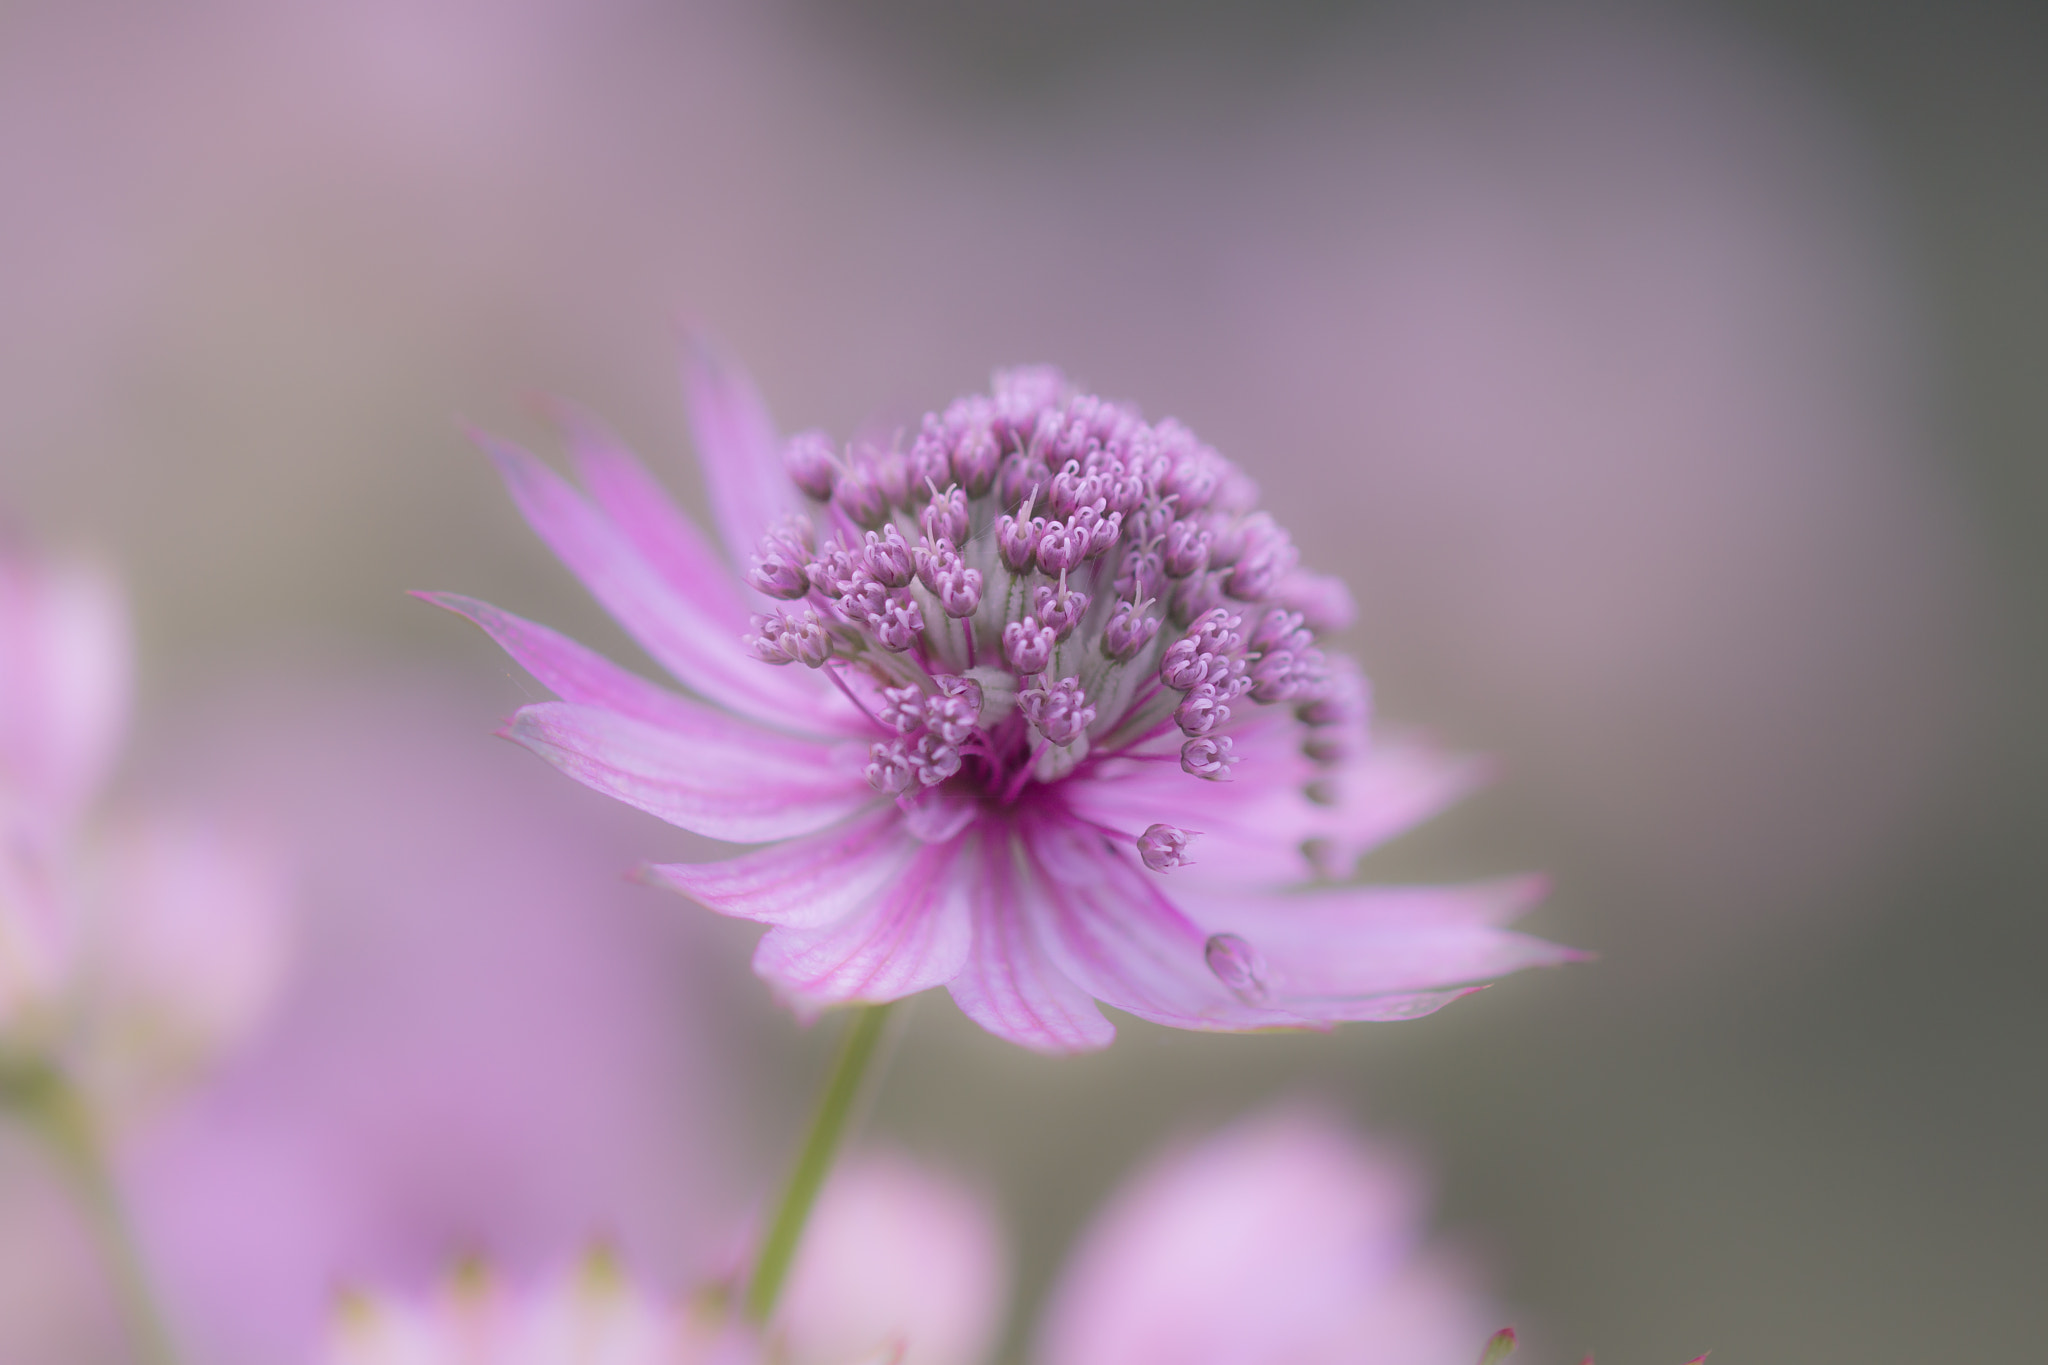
top-left (1204, 932), bottom-right (1270, 1004)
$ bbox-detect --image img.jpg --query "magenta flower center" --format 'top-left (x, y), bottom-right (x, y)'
top-left (740, 368), bottom-right (1365, 833)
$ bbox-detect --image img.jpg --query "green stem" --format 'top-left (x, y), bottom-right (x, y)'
top-left (6, 1063), bottom-right (184, 1365)
top-left (743, 1002), bottom-right (895, 1325)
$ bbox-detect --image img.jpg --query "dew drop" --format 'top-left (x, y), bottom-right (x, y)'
top-left (1203, 932), bottom-right (1271, 1004)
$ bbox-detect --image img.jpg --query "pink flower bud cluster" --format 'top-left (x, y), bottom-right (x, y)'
top-left (865, 675), bottom-right (983, 793)
top-left (737, 367), bottom-right (1360, 803)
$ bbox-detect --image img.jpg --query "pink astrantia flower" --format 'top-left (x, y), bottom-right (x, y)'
top-left (0, 546), bottom-right (288, 1102)
top-left (429, 348), bottom-right (1579, 1051)
top-left (1035, 1109), bottom-right (1495, 1365)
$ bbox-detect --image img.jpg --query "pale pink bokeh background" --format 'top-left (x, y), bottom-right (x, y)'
top-left (0, 1), bottom-right (2035, 1361)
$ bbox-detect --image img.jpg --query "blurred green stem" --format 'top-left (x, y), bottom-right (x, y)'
top-left (4, 1060), bottom-right (184, 1365)
top-left (743, 1002), bottom-right (895, 1326)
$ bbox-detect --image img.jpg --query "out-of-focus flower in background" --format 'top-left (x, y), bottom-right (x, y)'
top-left (113, 672), bottom-right (742, 1365)
top-left (1035, 1108), bottom-right (1492, 1365)
top-left (777, 1152), bottom-right (1007, 1365)
top-left (324, 1251), bottom-right (727, 1365)
top-left (0, 544), bottom-right (288, 1109)
top-left (437, 353), bottom-right (1578, 1052)
top-left (317, 1107), bottom-right (1483, 1365)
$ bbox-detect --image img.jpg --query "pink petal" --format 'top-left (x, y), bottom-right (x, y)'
top-left (1066, 738), bottom-right (1321, 887)
top-left (945, 829), bottom-right (1114, 1054)
top-left (1069, 725), bottom-right (1484, 890)
top-left (1173, 878), bottom-right (1584, 1021)
top-left (1307, 733), bottom-right (1491, 880)
top-left (418, 593), bottom-right (715, 734)
top-left (751, 837), bottom-right (973, 1010)
top-left (1019, 815), bottom-right (1317, 1034)
top-left (477, 431), bottom-right (847, 736)
top-left (504, 701), bottom-right (872, 844)
top-left (681, 335), bottom-right (798, 570)
top-left (642, 807), bottom-right (915, 929)
top-left (550, 402), bottom-right (753, 627)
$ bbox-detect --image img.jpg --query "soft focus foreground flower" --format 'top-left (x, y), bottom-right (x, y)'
top-left (776, 1152), bottom-right (1006, 1365)
top-left (320, 1149), bottom-right (1002, 1365)
top-left (432, 351), bottom-right (1578, 1052)
top-left (125, 674), bottom-right (734, 1365)
top-left (0, 545), bottom-right (286, 1104)
top-left (325, 1252), bottom-right (733, 1365)
top-left (1035, 1108), bottom-right (1494, 1365)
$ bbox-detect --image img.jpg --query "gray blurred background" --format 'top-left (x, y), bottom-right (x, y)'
top-left (2, 0), bottom-right (2043, 1361)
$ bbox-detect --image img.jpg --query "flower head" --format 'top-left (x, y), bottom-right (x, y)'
top-left (430, 347), bottom-right (1580, 1052)
top-left (0, 545), bottom-right (288, 1102)
top-left (325, 1251), bottom-right (732, 1365)
top-left (1035, 1109), bottom-right (1496, 1365)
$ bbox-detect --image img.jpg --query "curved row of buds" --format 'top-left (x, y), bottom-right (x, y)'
top-left (737, 368), bottom-right (1364, 816)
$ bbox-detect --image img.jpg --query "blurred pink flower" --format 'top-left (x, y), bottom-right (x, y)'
top-left (0, 546), bottom-right (286, 1104)
top-left (319, 1151), bottom-right (1002, 1365)
top-left (777, 1152), bottom-right (1007, 1365)
top-left (434, 351), bottom-right (1577, 1053)
top-left (1035, 1109), bottom-right (1494, 1365)
top-left (323, 1251), bottom-right (734, 1365)
top-left (125, 672), bottom-right (739, 1365)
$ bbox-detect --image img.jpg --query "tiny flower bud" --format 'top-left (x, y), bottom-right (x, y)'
top-left (1162, 520), bottom-right (1211, 578)
top-left (924, 689), bottom-right (980, 745)
top-left (1035, 520), bottom-right (1085, 575)
top-left (1102, 601), bottom-right (1161, 661)
top-left (746, 546), bottom-right (811, 600)
top-left (1137, 823), bottom-right (1195, 872)
top-left (920, 485), bottom-right (970, 545)
top-left (786, 610), bottom-right (834, 667)
top-left (936, 565), bottom-right (984, 618)
top-left (1003, 617), bottom-right (1056, 675)
top-left (908, 422), bottom-right (952, 493)
top-left (1159, 638), bottom-right (1209, 691)
top-left (1249, 608), bottom-right (1309, 656)
top-left (1047, 460), bottom-right (1091, 518)
top-left (1159, 442), bottom-right (1222, 512)
top-left (952, 427), bottom-right (1001, 497)
top-left (913, 537), bottom-right (956, 593)
top-left (874, 593), bottom-right (926, 653)
top-left (933, 672), bottom-right (983, 711)
top-left (1174, 683), bottom-right (1230, 736)
top-left (1032, 578), bottom-right (1091, 641)
top-left (1180, 734), bottom-right (1237, 781)
top-left (1081, 507), bottom-right (1122, 559)
top-left (878, 684), bottom-right (926, 735)
top-left (871, 447), bottom-right (910, 508)
top-left (863, 526), bottom-right (915, 588)
top-left (1187, 608), bottom-right (1244, 655)
top-left (865, 740), bottom-right (913, 793)
top-left (833, 463), bottom-right (891, 529)
top-left (907, 734), bottom-right (962, 786)
top-left (1019, 676), bottom-right (1095, 746)
top-left (783, 430), bottom-right (838, 501)
top-left (996, 509), bottom-right (1044, 574)
top-left (998, 453), bottom-right (1052, 510)
top-left (1114, 544), bottom-right (1165, 603)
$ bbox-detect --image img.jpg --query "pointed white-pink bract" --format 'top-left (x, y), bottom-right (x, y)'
top-left (433, 349), bottom-right (1581, 1052)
